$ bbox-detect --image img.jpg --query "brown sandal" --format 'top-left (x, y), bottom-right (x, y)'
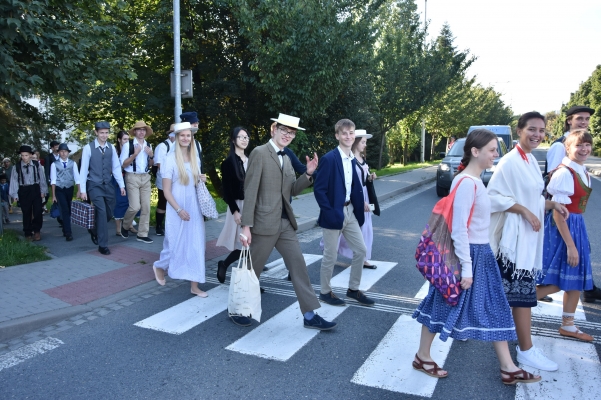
top-left (500, 369), bottom-right (541, 385)
top-left (412, 354), bottom-right (448, 378)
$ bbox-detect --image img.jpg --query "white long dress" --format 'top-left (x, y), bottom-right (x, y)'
top-left (154, 154), bottom-right (205, 283)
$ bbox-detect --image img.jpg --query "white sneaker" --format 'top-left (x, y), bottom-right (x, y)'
top-left (516, 345), bottom-right (558, 371)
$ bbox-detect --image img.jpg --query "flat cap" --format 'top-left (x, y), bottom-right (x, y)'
top-left (95, 121), bottom-right (111, 130)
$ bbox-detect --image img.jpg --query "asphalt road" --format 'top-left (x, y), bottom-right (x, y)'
top-left (1, 149), bottom-right (600, 399)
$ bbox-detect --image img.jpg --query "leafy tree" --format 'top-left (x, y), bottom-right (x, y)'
top-left (565, 64), bottom-right (601, 136)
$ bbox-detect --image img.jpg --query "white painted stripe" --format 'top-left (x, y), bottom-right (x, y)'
top-left (134, 285), bottom-right (229, 334)
top-left (226, 302), bottom-right (345, 361)
top-left (351, 314), bottom-right (452, 397)
top-left (532, 291), bottom-right (586, 320)
top-left (0, 337), bottom-right (64, 372)
top-left (516, 335), bottom-right (601, 399)
top-left (261, 254), bottom-right (323, 279)
top-left (415, 281), bottom-right (430, 299)
top-left (330, 260), bottom-right (397, 291)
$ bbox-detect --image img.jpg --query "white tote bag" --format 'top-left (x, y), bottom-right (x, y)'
top-left (196, 181), bottom-right (219, 219)
top-left (228, 247), bottom-right (262, 322)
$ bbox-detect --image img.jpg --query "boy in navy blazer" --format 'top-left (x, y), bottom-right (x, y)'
top-left (313, 119), bottom-right (375, 307)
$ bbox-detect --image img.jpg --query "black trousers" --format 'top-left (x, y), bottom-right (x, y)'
top-left (87, 180), bottom-right (115, 247)
top-left (55, 186), bottom-right (73, 236)
top-left (18, 184), bottom-right (43, 236)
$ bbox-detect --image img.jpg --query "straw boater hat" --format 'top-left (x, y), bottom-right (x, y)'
top-left (270, 113), bottom-right (306, 131)
top-left (355, 129), bottom-right (373, 139)
top-left (172, 122), bottom-right (198, 135)
top-left (129, 121), bottom-right (153, 137)
top-left (167, 124), bottom-right (176, 137)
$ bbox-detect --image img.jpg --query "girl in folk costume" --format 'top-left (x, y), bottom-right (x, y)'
top-left (216, 127), bottom-right (250, 283)
top-left (413, 130), bottom-right (540, 385)
top-left (487, 112), bottom-right (569, 372)
top-left (537, 130), bottom-right (594, 341)
top-left (338, 130), bottom-right (378, 269)
top-left (153, 122), bottom-right (208, 297)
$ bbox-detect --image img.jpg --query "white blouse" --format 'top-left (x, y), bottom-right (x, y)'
top-left (547, 157), bottom-right (591, 204)
top-left (450, 173), bottom-right (491, 279)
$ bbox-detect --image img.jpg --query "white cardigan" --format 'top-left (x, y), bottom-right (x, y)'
top-left (487, 147), bottom-right (546, 277)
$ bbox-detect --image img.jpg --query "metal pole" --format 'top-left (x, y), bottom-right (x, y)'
top-left (420, 0), bottom-right (427, 163)
top-left (173, 0), bottom-right (182, 122)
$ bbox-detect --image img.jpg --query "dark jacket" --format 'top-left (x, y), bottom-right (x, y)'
top-left (221, 153), bottom-right (245, 214)
top-left (313, 148), bottom-right (365, 229)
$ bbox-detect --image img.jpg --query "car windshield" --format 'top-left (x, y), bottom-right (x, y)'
top-left (447, 139), bottom-right (465, 157)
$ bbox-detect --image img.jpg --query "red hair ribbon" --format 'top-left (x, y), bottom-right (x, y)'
top-left (457, 162), bottom-right (466, 172)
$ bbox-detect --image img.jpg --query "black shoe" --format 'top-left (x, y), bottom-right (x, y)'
top-left (540, 295), bottom-right (553, 302)
top-left (98, 246), bottom-right (111, 255)
top-left (263, 266), bottom-right (269, 271)
top-left (304, 313), bottom-right (337, 330)
top-left (90, 232), bottom-right (98, 245)
top-left (217, 261), bottom-right (227, 284)
top-left (319, 291), bottom-right (346, 306)
top-left (120, 225), bottom-right (129, 238)
top-left (66, 235), bottom-right (73, 241)
top-left (583, 286), bottom-right (601, 303)
top-left (346, 289), bottom-right (375, 307)
top-left (230, 315), bottom-right (252, 327)
top-left (137, 236), bottom-right (153, 244)
top-left (260, 287), bottom-right (265, 294)
top-left (155, 226), bottom-right (164, 236)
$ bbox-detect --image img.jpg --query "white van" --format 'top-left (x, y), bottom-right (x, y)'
top-left (468, 125), bottom-right (513, 150)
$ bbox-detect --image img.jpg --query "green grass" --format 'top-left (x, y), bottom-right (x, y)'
top-left (0, 229), bottom-right (52, 267)
top-left (295, 161), bottom-right (435, 197)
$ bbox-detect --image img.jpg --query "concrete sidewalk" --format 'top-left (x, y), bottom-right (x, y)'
top-left (586, 155), bottom-right (601, 176)
top-left (0, 166), bottom-right (437, 343)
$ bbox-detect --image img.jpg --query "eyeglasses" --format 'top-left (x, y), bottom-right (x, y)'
top-left (278, 126), bottom-right (296, 137)
top-left (237, 136), bottom-right (249, 141)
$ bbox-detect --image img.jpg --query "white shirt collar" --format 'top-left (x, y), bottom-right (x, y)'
top-left (94, 139), bottom-right (108, 148)
top-left (269, 139), bottom-right (283, 153)
top-left (337, 146), bottom-right (354, 160)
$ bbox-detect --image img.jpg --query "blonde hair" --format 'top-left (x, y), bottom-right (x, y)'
top-left (174, 130), bottom-right (200, 186)
top-left (564, 129), bottom-right (593, 149)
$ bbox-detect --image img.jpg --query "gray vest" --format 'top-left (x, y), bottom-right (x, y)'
top-left (54, 159), bottom-right (75, 188)
top-left (87, 142), bottom-right (113, 185)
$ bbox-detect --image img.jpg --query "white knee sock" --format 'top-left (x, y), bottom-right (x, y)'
top-left (561, 312), bottom-right (578, 332)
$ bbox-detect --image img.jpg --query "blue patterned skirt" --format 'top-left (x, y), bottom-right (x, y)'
top-left (413, 244), bottom-right (517, 342)
top-left (538, 212), bottom-right (593, 291)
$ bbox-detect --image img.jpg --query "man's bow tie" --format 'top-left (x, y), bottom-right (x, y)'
top-left (276, 151), bottom-right (286, 156)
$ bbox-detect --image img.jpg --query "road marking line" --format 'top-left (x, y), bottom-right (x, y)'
top-left (225, 301), bottom-right (344, 361)
top-left (0, 337), bottom-right (64, 372)
top-left (415, 281), bottom-right (430, 299)
top-left (351, 314), bottom-right (452, 397)
top-left (261, 254), bottom-right (323, 279)
top-left (134, 285), bottom-right (229, 334)
top-left (516, 335), bottom-right (601, 399)
top-left (533, 291), bottom-right (586, 320)
top-left (330, 261), bottom-right (397, 291)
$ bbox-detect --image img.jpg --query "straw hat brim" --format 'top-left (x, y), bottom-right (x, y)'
top-left (270, 118), bottom-right (306, 131)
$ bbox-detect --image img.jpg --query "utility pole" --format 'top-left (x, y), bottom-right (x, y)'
top-left (420, 0), bottom-right (427, 163)
top-left (173, 0), bottom-right (182, 123)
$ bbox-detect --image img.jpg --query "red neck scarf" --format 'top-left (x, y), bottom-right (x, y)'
top-left (516, 144), bottom-right (529, 164)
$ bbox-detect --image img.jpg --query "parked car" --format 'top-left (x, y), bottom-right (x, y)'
top-left (436, 136), bottom-right (508, 197)
top-left (468, 125), bottom-right (513, 151)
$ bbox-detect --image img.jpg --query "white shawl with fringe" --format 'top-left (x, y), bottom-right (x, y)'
top-left (487, 147), bottom-right (546, 278)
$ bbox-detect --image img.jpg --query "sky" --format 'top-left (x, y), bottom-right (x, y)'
top-left (416, 0), bottom-right (601, 115)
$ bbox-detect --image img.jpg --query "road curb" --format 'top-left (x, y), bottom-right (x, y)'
top-left (586, 166), bottom-right (601, 177)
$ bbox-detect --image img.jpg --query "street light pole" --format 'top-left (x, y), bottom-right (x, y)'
top-left (173, 0), bottom-right (182, 123)
top-left (420, 0), bottom-right (427, 163)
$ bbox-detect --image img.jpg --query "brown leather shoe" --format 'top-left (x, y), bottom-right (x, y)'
top-left (559, 327), bottom-right (594, 342)
top-left (33, 232), bottom-right (41, 241)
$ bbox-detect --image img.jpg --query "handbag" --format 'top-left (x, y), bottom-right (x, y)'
top-left (50, 202), bottom-right (61, 218)
top-left (228, 247), bottom-right (262, 322)
top-left (414, 176), bottom-right (476, 306)
top-left (71, 201), bottom-right (95, 229)
top-left (196, 180), bottom-right (218, 219)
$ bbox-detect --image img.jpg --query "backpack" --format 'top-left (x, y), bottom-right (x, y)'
top-left (16, 160), bottom-right (40, 186)
top-left (543, 164), bottom-right (575, 201)
top-left (543, 136), bottom-right (566, 177)
top-left (415, 176), bottom-right (476, 306)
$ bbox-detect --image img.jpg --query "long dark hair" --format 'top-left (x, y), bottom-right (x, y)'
top-left (229, 126), bottom-right (248, 182)
top-left (457, 129), bottom-right (498, 173)
top-left (115, 130), bottom-right (128, 156)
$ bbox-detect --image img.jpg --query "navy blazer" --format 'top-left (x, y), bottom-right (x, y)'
top-left (313, 148), bottom-right (365, 229)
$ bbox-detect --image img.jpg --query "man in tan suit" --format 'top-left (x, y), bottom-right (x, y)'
top-left (237, 113), bottom-right (336, 330)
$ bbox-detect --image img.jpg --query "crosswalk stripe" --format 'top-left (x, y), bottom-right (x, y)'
top-left (516, 335), bottom-right (601, 399)
top-left (134, 285), bottom-right (229, 335)
top-left (261, 254), bottom-right (323, 279)
top-left (351, 314), bottom-right (452, 397)
top-left (0, 337), bottom-right (64, 372)
top-left (415, 281), bottom-right (430, 299)
top-left (330, 261), bottom-right (397, 291)
top-left (532, 291), bottom-right (586, 320)
top-left (225, 302), bottom-right (345, 361)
